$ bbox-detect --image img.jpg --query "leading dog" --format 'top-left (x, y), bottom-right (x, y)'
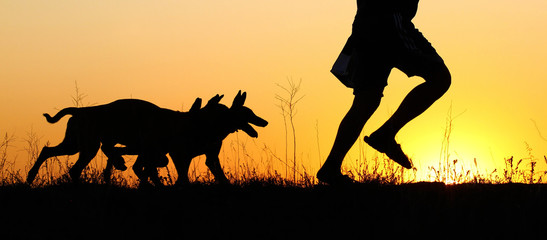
top-left (26, 91), bottom-right (268, 186)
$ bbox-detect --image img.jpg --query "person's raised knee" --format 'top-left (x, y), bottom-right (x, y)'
top-left (437, 66), bottom-right (452, 93)
top-left (426, 66), bottom-right (451, 96)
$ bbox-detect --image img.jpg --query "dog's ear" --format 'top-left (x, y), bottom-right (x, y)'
top-left (189, 98), bottom-right (202, 112)
top-left (206, 94), bottom-right (224, 106)
top-left (217, 94), bottom-right (224, 102)
top-left (231, 90), bottom-right (247, 108)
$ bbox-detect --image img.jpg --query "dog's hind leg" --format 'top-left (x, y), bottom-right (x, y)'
top-left (132, 155), bottom-right (156, 187)
top-left (132, 156), bottom-right (146, 184)
top-left (68, 140), bottom-right (100, 183)
top-left (155, 155), bottom-right (169, 168)
top-left (103, 157), bottom-right (113, 184)
top-left (27, 119), bottom-right (80, 184)
top-left (135, 154), bottom-right (164, 187)
top-left (101, 144), bottom-right (128, 171)
top-left (100, 145), bottom-right (119, 184)
top-left (27, 143), bottom-right (79, 184)
top-left (146, 162), bottom-right (163, 187)
top-left (101, 144), bottom-right (136, 184)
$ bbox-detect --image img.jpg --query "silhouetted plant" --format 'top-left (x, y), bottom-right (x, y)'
top-left (0, 133), bottom-right (11, 178)
top-left (0, 132), bottom-right (20, 185)
top-left (71, 81), bottom-right (94, 107)
top-left (276, 78), bottom-right (304, 182)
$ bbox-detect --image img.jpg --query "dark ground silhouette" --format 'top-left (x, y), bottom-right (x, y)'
top-left (2, 182), bottom-right (547, 239)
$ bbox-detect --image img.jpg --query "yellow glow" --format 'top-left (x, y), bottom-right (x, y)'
top-left (2, 1), bottom-right (547, 182)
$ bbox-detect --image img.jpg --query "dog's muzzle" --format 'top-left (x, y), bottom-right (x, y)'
top-left (241, 116), bottom-right (268, 138)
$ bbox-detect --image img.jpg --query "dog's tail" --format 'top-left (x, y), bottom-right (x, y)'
top-left (43, 107), bottom-right (79, 123)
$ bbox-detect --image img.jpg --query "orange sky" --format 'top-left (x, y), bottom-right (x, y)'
top-left (2, 0), bottom-right (547, 182)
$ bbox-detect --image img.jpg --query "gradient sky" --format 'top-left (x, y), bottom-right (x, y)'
top-left (2, 0), bottom-right (547, 181)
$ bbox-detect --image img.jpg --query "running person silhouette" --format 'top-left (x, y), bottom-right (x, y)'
top-left (318, 0), bottom-right (451, 185)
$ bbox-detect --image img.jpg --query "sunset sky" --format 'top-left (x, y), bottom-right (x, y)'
top-left (2, 0), bottom-right (547, 181)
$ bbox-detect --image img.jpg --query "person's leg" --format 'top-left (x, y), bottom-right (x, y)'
top-left (317, 91), bottom-right (383, 184)
top-left (373, 63), bottom-right (451, 139)
top-left (366, 62), bottom-right (451, 168)
top-left (318, 37), bottom-right (391, 184)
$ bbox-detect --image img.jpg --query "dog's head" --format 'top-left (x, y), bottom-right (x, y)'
top-left (198, 91), bottom-right (268, 138)
top-left (228, 91), bottom-right (268, 138)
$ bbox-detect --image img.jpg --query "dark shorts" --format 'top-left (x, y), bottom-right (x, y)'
top-left (348, 13), bottom-right (446, 95)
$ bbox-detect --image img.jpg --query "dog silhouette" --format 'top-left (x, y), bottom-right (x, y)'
top-left (26, 91), bottom-right (268, 186)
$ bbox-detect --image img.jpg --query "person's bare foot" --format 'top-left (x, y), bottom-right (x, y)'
top-left (364, 134), bottom-right (413, 169)
top-left (317, 168), bottom-right (356, 185)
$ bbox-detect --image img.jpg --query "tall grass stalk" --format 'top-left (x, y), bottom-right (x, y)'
top-left (0, 133), bottom-right (12, 176)
top-left (315, 120), bottom-right (322, 169)
top-left (276, 78), bottom-right (304, 182)
top-left (0, 132), bottom-right (19, 185)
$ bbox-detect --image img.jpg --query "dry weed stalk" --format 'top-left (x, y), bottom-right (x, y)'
top-left (275, 78), bottom-right (304, 182)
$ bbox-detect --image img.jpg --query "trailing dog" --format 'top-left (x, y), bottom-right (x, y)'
top-left (26, 91), bottom-right (268, 186)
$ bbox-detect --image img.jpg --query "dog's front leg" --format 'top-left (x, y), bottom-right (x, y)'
top-left (170, 152), bottom-right (193, 185)
top-left (205, 145), bottom-right (229, 184)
